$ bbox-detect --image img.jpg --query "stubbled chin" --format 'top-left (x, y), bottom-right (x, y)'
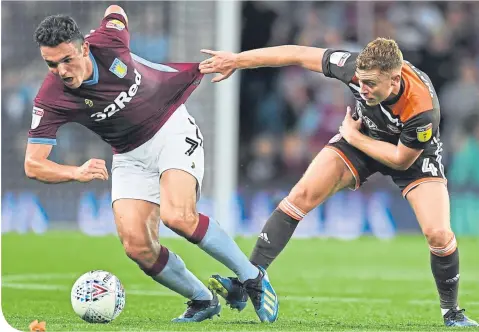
top-left (65, 81), bottom-right (81, 89)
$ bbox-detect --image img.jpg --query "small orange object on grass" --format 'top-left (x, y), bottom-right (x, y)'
top-left (29, 320), bottom-right (46, 332)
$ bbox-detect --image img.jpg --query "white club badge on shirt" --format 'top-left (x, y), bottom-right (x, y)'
top-left (31, 107), bottom-right (44, 129)
top-left (330, 52), bottom-right (351, 67)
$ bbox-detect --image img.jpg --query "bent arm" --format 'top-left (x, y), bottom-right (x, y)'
top-left (349, 134), bottom-right (423, 171)
top-left (235, 45), bottom-right (326, 73)
top-left (24, 143), bottom-right (77, 183)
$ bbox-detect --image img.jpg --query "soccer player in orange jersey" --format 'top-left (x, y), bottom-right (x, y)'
top-left (200, 38), bottom-right (478, 327)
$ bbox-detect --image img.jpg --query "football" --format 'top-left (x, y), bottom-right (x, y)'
top-left (71, 270), bottom-right (126, 323)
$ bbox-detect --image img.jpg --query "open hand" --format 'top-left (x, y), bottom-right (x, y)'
top-left (199, 49), bottom-right (237, 83)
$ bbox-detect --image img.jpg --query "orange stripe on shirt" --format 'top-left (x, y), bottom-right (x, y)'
top-left (390, 63), bottom-right (434, 123)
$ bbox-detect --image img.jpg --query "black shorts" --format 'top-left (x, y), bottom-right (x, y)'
top-left (326, 138), bottom-right (447, 197)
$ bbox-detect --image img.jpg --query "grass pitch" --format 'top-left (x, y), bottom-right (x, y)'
top-left (2, 233), bottom-right (478, 331)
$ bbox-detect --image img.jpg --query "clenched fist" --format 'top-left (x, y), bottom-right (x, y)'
top-left (73, 159), bottom-right (109, 182)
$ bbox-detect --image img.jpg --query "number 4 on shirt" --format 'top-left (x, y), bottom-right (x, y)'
top-left (422, 158), bottom-right (438, 176)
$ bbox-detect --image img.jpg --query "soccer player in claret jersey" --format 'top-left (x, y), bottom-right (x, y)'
top-left (25, 5), bottom-right (278, 323)
top-left (199, 38), bottom-right (478, 327)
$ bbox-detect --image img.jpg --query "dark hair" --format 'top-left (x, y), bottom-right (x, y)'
top-left (34, 15), bottom-right (84, 47)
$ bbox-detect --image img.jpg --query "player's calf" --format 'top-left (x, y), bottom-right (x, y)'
top-left (164, 210), bottom-right (261, 284)
top-left (250, 203), bottom-right (302, 269)
top-left (130, 245), bottom-right (212, 302)
top-left (134, 244), bottom-right (224, 322)
top-left (114, 200), bottom-right (215, 309)
top-left (250, 148), bottom-right (354, 269)
top-left (428, 234), bottom-right (462, 318)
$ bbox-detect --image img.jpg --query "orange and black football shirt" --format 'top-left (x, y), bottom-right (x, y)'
top-left (322, 49), bottom-right (441, 155)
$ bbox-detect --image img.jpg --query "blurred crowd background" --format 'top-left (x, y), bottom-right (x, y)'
top-left (2, 1), bottom-right (478, 235)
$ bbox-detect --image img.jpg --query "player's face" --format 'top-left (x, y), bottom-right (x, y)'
top-left (355, 69), bottom-right (400, 106)
top-left (40, 41), bottom-right (90, 89)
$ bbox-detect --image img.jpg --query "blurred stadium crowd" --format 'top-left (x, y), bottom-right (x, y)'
top-left (1, 2), bottom-right (478, 232)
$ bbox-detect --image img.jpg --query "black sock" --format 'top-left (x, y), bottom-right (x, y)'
top-left (431, 248), bottom-right (460, 310)
top-left (250, 209), bottom-right (299, 269)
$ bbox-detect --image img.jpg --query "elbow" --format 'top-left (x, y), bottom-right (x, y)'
top-left (24, 159), bottom-right (37, 179)
top-left (395, 160), bottom-right (414, 171)
top-left (395, 164), bottom-right (409, 171)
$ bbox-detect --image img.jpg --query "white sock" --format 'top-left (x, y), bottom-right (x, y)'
top-left (442, 306), bottom-right (460, 316)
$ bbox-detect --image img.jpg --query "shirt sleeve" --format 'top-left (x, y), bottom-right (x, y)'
top-left (321, 49), bottom-right (358, 84)
top-left (86, 13), bottom-right (130, 49)
top-left (28, 102), bottom-right (69, 145)
top-left (400, 110), bottom-right (440, 149)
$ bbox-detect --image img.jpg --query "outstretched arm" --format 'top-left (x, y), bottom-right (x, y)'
top-left (199, 45), bottom-right (326, 82)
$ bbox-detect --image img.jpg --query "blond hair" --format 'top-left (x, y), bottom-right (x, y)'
top-left (356, 38), bottom-right (403, 73)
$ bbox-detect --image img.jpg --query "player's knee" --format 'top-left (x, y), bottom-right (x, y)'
top-left (287, 185), bottom-right (319, 213)
top-left (423, 227), bottom-right (454, 248)
top-left (123, 243), bottom-right (148, 262)
top-left (122, 239), bottom-right (155, 265)
top-left (160, 208), bottom-right (198, 235)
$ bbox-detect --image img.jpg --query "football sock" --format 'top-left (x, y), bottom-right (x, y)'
top-left (250, 199), bottom-right (303, 269)
top-left (190, 214), bottom-right (259, 283)
top-left (429, 235), bottom-right (460, 314)
top-left (142, 245), bottom-right (212, 301)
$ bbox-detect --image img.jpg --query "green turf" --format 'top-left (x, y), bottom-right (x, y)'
top-left (2, 233), bottom-right (478, 331)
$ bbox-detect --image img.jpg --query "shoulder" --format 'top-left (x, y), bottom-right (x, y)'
top-left (323, 49), bottom-right (358, 68)
top-left (400, 63), bottom-right (437, 120)
top-left (85, 13), bottom-right (130, 49)
top-left (322, 49), bottom-right (359, 83)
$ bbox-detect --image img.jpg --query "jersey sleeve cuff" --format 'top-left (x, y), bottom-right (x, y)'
top-left (28, 138), bottom-right (57, 145)
top-left (399, 138), bottom-right (424, 150)
top-left (321, 48), bottom-right (333, 78)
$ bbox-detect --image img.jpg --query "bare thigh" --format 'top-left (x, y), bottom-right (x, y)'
top-left (287, 147), bottom-right (356, 214)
